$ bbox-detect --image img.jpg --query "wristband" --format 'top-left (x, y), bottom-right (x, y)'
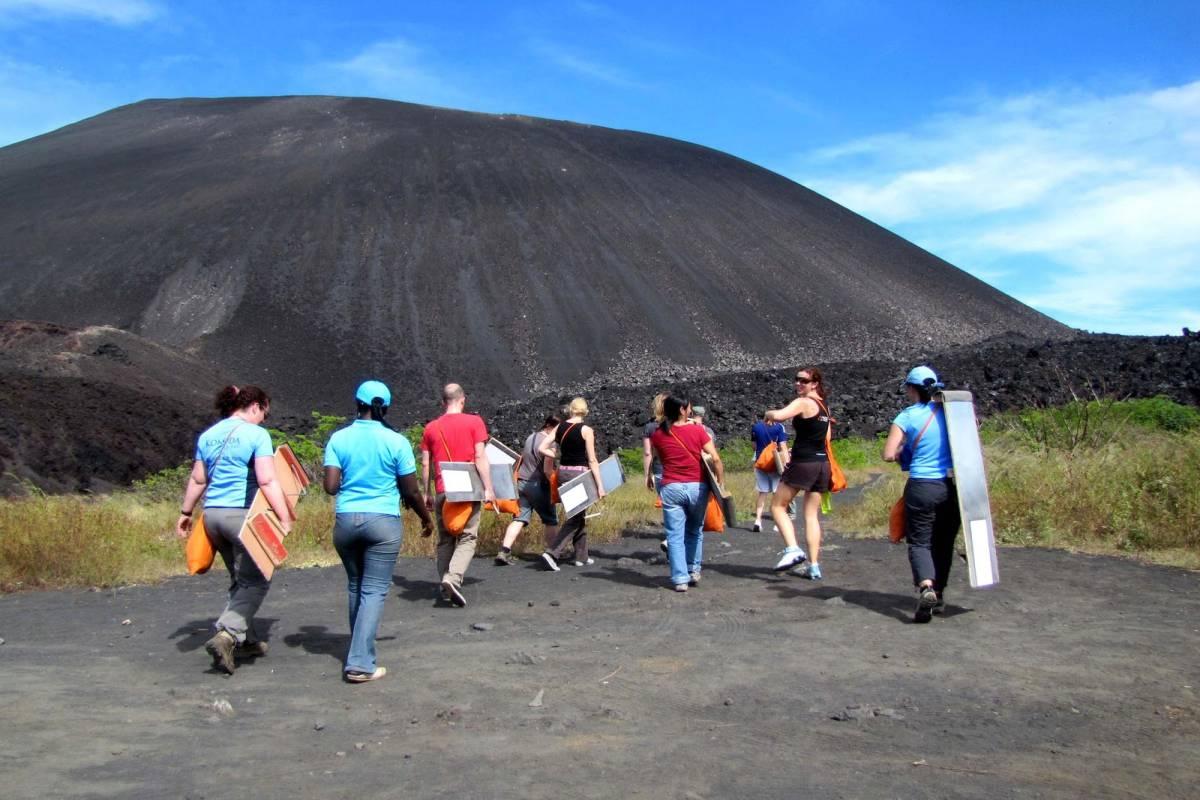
top-left (180, 509), bottom-right (193, 517)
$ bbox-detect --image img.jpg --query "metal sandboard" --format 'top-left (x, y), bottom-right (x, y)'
top-left (939, 390), bottom-right (1000, 588)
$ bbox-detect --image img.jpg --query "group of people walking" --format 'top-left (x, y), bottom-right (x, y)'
top-left (176, 363), bottom-right (963, 681)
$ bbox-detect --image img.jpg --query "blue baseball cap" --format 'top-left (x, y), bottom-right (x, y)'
top-left (904, 366), bottom-right (944, 390)
top-left (355, 380), bottom-right (391, 406)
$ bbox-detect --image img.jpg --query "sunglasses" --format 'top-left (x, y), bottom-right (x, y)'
top-left (795, 377), bottom-right (813, 384)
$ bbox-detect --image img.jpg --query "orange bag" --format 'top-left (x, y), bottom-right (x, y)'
top-left (441, 501), bottom-right (474, 535)
top-left (548, 471), bottom-right (560, 504)
top-left (703, 493), bottom-right (725, 532)
top-left (816, 399), bottom-right (848, 493)
top-left (491, 498), bottom-right (521, 515)
top-left (754, 441), bottom-right (778, 471)
top-left (654, 495), bottom-right (662, 509)
top-left (889, 497), bottom-right (906, 543)
top-left (185, 512), bottom-right (215, 575)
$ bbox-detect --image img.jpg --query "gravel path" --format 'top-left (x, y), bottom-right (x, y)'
top-left (1, 519), bottom-right (1197, 799)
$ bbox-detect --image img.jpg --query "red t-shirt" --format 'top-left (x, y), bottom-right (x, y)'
top-left (650, 424), bottom-right (711, 485)
top-left (421, 413), bottom-right (489, 493)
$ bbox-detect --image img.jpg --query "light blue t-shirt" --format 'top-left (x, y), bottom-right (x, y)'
top-left (195, 417), bottom-right (275, 509)
top-left (324, 420), bottom-right (417, 515)
top-left (893, 403), bottom-right (953, 479)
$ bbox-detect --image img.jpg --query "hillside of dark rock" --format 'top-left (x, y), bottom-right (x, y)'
top-left (0, 96), bottom-right (1067, 415)
top-left (3, 322), bottom-right (1193, 495)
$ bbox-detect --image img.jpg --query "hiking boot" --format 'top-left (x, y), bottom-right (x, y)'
top-left (441, 580), bottom-right (467, 608)
top-left (539, 552), bottom-right (560, 572)
top-left (494, 551), bottom-right (516, 566)
top-left (791, 562), bottom-right (822, 580)
top-left (773, 547), bottom-right (806, 572)
top-left (237, 640), bottom-right (269, 658)
top-left (932, 591), bottom-right (947, 616)
top-left (344, 666), bottom-right (387, 683)
top-left (914, 585), bottom-right (938, 624)
top-left (205, 630), bottom-right (237, 674)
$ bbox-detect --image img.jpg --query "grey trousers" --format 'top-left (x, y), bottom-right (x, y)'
top-left (205, 507), bottom-right (270, 644)
top-left (434, 495), bottom-right (481, 589)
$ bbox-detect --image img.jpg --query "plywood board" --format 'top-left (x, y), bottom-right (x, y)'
top-left (558, 455), bottom-right (625, 517)
top-left (939, 390), bottom-right (1000, 588)
top-left (441, 460), bottom-right (518, 501)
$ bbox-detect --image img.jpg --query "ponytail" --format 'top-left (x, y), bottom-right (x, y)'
top-left (214, 385), bottom-right (240, 417)
top-left (357, 399), bottom-right (395, 431)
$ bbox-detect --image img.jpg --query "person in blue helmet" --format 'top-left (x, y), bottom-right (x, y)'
top-left (882, 366), bottom-right (960, 623)
top-left (323, 380), bottom-right (434, 682)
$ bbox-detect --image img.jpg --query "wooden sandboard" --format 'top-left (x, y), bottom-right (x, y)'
top-left (441, 460), bottom-right (518, 502)
top-left (236, 443), bottom-right (309, 579)
top-left (939, 391), bottom-right (1000, 588)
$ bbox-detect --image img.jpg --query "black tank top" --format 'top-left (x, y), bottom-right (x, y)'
top-left (556, 422), bottom-right (588, 466)
top-left (791, 408), bottom-right (829, 462)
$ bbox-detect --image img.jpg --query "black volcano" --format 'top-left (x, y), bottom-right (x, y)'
top-left (0, 96), bottom-right (1067, 412)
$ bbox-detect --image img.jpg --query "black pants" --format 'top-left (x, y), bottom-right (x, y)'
top-left (904, 478), bottom-right (961, 590)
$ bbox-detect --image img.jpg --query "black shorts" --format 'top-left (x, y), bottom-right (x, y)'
top-left (781, 459), bottom-right (831, 493)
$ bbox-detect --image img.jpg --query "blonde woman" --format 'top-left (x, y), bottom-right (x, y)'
top-left (765, 367), bottom-right (832, 580)
top-left (538, 397), bottom-right (605, 570)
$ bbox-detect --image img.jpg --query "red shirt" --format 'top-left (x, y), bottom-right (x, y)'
top-left (650, 424), bottom-right (711, 485)
top-left (421, 413), bottom-right (489, 493)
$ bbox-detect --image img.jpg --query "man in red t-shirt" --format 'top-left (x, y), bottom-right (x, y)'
top-left (420, 383), bottom-right (495, 608)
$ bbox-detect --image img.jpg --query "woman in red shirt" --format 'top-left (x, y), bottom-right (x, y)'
top-left (650, 395), bottom-right (725, 592)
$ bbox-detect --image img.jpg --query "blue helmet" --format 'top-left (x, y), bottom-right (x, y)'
top-left (904, 366), bottom-right (944, 390)
top-left (355, 380), bottom-right (391, 407)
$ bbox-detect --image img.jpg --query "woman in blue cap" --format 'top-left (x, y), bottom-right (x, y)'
top-left (883, 366), bottom-right (960, 623)
top-left (323, 380), bottom-right (434, 682)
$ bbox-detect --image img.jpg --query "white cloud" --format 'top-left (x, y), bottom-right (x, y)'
top-left (0, 0), bottom-right (159, 25)
top-left (793, 80), bottom-right (1200, 334)
top-left (530, 39), bottom-right (650, 89)
top-left (308, 37), bottom-right (469, 108)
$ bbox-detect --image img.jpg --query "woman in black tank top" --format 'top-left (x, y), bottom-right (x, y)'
top-left (536, 397), bottom-right (606, 570)
top-left (763, 367), bottom-right (833, 580)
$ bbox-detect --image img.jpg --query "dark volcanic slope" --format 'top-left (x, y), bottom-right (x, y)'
top-left (0, 96), bottom-right (1067, 412)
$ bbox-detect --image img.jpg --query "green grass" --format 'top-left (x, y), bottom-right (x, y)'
top-left (3, 397), bottom-right (1198, 590)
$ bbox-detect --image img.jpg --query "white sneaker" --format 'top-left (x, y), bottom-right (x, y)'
top-left (540, 552), bottom-right (560, 572)
top-left (572, 558), bottom-right (596, 566)
top-left (772, 547), bottom-right (806, 572)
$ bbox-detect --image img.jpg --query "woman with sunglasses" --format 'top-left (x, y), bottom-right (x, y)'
top-left (882, 366), bottom-right (959, 623)
top-left (764, 368), bottom-right (831, 579)
top-left (176, 385), bottom-right (294, 675)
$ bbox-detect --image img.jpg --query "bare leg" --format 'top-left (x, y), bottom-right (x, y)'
top-left (802, 490), bottom-right (822, 564)
top-left (501, 520), bottom-right (525, 550)
top-left (755, 491), bottom-right (771, 526)
top-left (769, 484), bottom-right (802, 549)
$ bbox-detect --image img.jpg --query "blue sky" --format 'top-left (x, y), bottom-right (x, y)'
top-left (2, 1), bottom-right (1198, 335)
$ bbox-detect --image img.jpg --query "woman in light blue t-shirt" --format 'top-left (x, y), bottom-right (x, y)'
top-left (883, 366), bottom-right (961, 623)
top-left (176, 385), bottom-right (294, 675)
top-left (323, 380), bottom-right (434, 683)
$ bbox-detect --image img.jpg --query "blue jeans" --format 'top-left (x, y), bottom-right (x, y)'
top-left (660, 481), bottom-right (709, 585)
top-left (333, 513), bottom-right (403, 674)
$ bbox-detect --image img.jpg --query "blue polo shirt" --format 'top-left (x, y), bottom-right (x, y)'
top-left (324, 420), bottom-right (417, 514)
top-left (195, 418), bottom-right (274, 509)
top-left (751, 421), bottom-right (789, 458)
top-left (893, 403), bottom-right (953, 479)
